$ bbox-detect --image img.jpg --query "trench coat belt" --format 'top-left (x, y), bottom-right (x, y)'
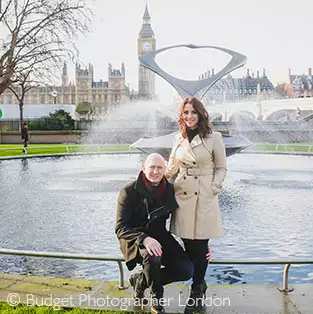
top-left (179, 167), bottom-right (214, 176)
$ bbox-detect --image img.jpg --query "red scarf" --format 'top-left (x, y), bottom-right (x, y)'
top-left (142, 172), bottom-right (166, 202)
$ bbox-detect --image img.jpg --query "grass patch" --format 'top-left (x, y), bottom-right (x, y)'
top-left (0, 302), bottom-right (128, 313)
top-left (0, 144), bottom-right (136, 157)
top-left (254, 144), bottom-right (312, 152)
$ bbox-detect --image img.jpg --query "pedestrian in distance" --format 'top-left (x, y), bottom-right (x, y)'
top-left (21, 122), bottom-right (29, 154)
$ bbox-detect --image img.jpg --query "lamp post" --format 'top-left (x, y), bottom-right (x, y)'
top-left (222, 90), bottom-right (228, 121)
top-left (51, 90), bottom-right (58, 104)
top-left (256, 83), bottom-right (263, 120)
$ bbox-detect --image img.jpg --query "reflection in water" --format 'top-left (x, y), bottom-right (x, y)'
top-left (21, 158), bottom-right (29, 170)
top-left (0, 154), bottom-right (313, 284)
top-left (210, 266), bottom-right (247, 284)
top-left (19, 159), bottom-right (30, 184)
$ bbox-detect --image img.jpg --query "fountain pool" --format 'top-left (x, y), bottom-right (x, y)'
top-left (0, 153), bottom-right (312, 284)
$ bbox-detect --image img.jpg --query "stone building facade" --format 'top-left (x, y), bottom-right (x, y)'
top-left (277, 68), bottom-right (313, 98)
top-left (0, 62), bottom-right (129, 120)
top-left (202, 68), bottom-right (277, 104)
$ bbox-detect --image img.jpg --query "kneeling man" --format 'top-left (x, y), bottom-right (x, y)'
top-left (115, 153), bottom-right (193, 314)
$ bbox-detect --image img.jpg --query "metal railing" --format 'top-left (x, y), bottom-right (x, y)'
top-left (1, 248), bottom-right (312, 292)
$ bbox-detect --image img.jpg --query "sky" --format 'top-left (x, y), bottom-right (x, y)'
top-left (72, 0), bottom-right (312, 99)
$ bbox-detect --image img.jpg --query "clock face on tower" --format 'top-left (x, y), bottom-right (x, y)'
top-left (142, 41), bottom-right (152, 51)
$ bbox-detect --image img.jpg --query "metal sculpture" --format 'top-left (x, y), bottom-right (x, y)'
top-left (132, 44), bottom-right (251, 157)
top-left (139, 44), bottom-right (247, 99)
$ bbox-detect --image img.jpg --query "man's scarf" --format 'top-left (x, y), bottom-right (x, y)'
top-left (142, 172), bottom-right (166, 202)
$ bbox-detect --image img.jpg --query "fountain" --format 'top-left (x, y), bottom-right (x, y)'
top-left (130, 44), bottom-right (252, 157)
top-left (1, 42), bottom-right (313, 290)
top-left (1, 45), bottom-right (313, 284)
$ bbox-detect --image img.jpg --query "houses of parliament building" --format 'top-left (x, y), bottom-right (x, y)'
top-left (0, 5), bottom-right (156, 120)
top-left (0, 62), bottom-right (128, 120)
top-left (3, 4), bottom-right (301, 121)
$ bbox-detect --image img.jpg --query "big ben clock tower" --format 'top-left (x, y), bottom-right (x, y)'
top-left (138, 5), bottom-right (155, 99)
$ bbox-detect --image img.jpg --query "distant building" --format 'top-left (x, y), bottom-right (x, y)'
top-left (284, 68), bottom-right (313, 98)
top-left (202, 68), bottom-right (277, 103)
top-left (0, 63), bottom-right (129, 120)
top-left (75, 62), bottom-right (128, 119)
top-left (136, 5), bottom-right (155, 100)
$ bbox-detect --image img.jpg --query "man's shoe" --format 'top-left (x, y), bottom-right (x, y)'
top-left (151, 303), bottom-right (165, 314)
top-left (129, 272), bottom-right (146, 300)
top-left (184, 283), bottom-right (207, 314)
top-left (151, 288), bottom-right (165, 314)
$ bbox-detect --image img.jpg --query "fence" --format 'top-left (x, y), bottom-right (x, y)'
top-left (1, 248), bottom-right (312, 293)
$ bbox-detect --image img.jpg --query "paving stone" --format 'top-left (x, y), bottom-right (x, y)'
top-left (0, 273), bottom-right (312, 313)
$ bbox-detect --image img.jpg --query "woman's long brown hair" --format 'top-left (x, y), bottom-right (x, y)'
top-left (178, 97), bottom-right (212, 138)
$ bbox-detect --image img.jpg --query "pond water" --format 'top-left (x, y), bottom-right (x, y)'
top-left (0, 153), bottom-right (312, 284)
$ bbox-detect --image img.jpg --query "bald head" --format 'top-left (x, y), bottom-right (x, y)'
top-left (142, 153), bottom-right (166, 185)
top-left (144, 153), bottom-right (165, 168)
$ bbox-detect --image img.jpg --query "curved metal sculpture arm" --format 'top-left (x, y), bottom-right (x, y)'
top-left (139, 44), bottom-right (247, 100)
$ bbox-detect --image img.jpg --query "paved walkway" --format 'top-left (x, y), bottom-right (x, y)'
top-left (0, 273), bottom-right (312, 313)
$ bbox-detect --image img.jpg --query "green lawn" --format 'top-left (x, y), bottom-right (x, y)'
top-left (0, 142), bottom-right (312, 158)
top-left (253, 143), bottom-right (312, 152)
top-left (0, 144), bottom-right (136, 157)
top-left (0, 302), bottom-right (128, 313)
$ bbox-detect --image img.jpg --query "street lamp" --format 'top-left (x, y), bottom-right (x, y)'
top-left (256, 83), bottom-right (263, 120)
top-left (51, 89), bottom-right (58, 104)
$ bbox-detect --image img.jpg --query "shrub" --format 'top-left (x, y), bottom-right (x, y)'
top-left (29, 109), bottom-right (75, 130)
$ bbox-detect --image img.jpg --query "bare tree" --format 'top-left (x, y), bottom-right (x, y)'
top-left (8, 69), bottom-right (37, 131)
top-left (0, 0), bottom-right (91, 95)
top-left (8, 51), bottom-right (66, 133)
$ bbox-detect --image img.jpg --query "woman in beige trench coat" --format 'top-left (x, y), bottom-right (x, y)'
top-left (165, 97), bottom-right (227, 313)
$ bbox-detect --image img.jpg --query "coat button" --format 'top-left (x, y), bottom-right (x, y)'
top-left (183, 176), bottom-right (186, 180)
top-left (194, 176), bottom-right (198, 179)
top-left (184, 192), bottom-right (187, 195)
top-left (195, 192), bottom-right (198, 195)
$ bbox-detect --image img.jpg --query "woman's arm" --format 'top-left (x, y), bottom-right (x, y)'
top-left (165, 135), bottom-right (180, 180)
top-left (212, 132), bottom-right (227, 190)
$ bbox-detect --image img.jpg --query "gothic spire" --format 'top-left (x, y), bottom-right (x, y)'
top-left (143, 4), bottom-right (150, 20)
top-left (139, 4), bottom-right (154, 36)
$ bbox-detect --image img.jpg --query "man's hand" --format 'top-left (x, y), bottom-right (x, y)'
top-left (206, 246), bottom-right (211, 263)
top-left (143, 237), bottom-right (162, 256)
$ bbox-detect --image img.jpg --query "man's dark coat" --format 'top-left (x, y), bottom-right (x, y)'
top-left (115, 171), bottom-right (179, 270)
top-left (21, 126), bottom-right (28, 140)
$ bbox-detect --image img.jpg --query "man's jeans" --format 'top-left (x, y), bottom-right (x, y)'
top-left (138, 232), bottom-right (193, 295)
